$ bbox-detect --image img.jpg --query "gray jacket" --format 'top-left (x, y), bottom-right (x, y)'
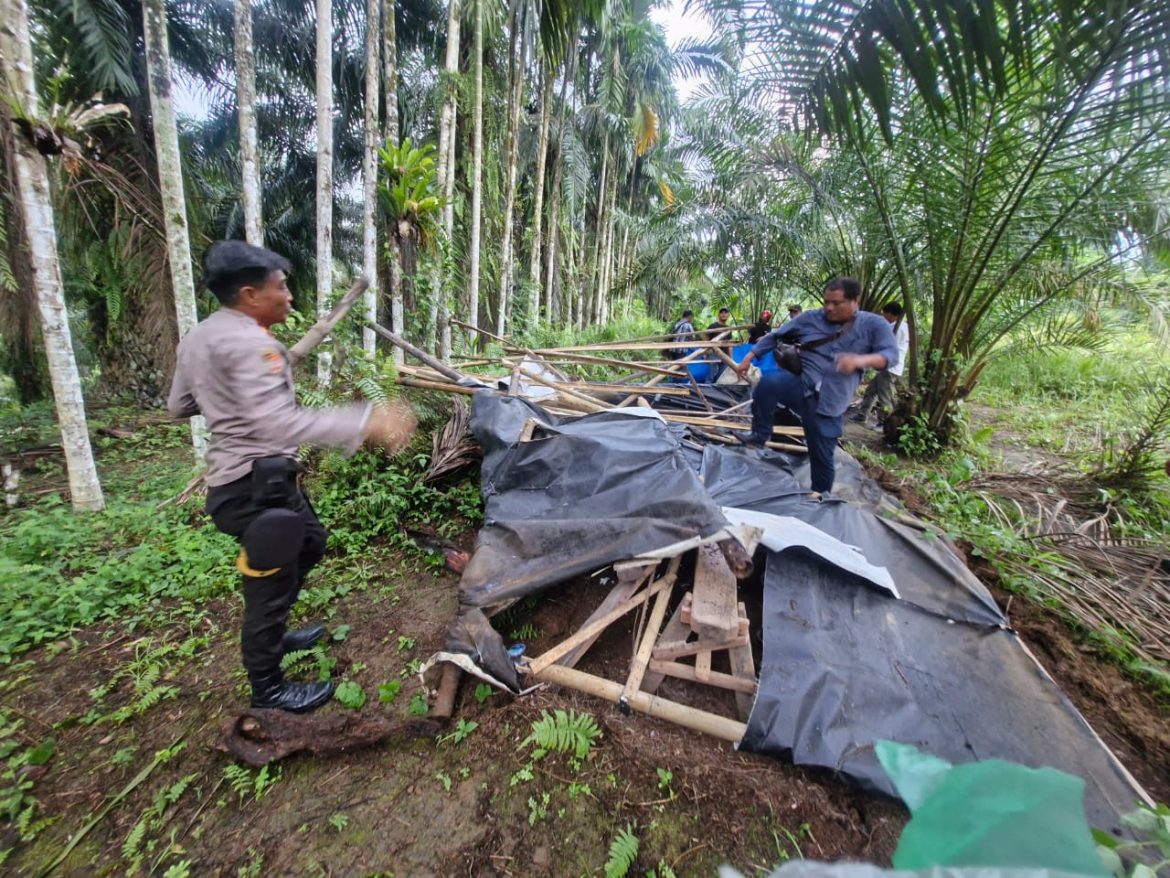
top-left (168, 308), bottom-right (370, 486)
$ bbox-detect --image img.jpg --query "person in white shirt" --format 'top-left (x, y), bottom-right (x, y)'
top-left (852, 302), bottom-right (909, 428)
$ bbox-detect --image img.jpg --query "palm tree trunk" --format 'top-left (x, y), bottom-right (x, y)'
top-left (496, 5), bottom-right (524, 338)
top-left (143, 0), bottom-right (208, 460)
top-left (316, 0), bottom-right (334, 382)
top-left (543, 48), bottom-right (576, 324)
top-left (589, 139), bottom-right (609, 323)
top-left (526, 65), bottom-right (554, 326)
top-left (1, 0), bottom-right (104, 512)
top-left (361, 0), bottom-right (381, 356)
top-left (383, 0), bottom-right (403, 363)
top-left (433, 0), bottom-right (460, 360)
top-left (234, 0), bottom-right (263, 246)
top-left (466, 0), bottom-right (483, 337)
top-left (598, 165), bottom-right (618, 325)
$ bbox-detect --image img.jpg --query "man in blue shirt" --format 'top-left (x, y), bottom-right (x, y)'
top-left (733, 277), bottom-right (898, 494)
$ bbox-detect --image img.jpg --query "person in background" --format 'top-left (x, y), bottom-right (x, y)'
top-left (851, 301), bottom-right (909, 429)
top-left (706, 307), bottom-right (732, 340)
top-left (733, 277), bottom-right (897, 496)
top-left (168, 240), bottom-right (416, 714)
top-left (669, 309), bottom-right (695, 360)
top-left (785, 304), bottom-right (803, 322)
top-left (748, 309), bottom-right (774, 344)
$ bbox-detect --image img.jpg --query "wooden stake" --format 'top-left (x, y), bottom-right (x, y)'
top-left (525, 560), bottom-right (679, 677)
top-left (288, 278), bottom-right (369, 365)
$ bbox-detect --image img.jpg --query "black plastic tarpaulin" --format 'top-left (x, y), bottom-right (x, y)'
top-left (445, 391), bottom-right (1148, 828)
top-left (699, 446), bottom-right (1147, 829)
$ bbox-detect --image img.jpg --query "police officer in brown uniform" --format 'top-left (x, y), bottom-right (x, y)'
top-left (168, 241), bottom-right (415, 713)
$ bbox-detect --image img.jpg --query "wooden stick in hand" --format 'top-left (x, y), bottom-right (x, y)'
top-left (287, 277), bottom-right (370, 366)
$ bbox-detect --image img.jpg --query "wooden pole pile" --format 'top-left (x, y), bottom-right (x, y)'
top-left (373, 322), bottom-right (807, 452)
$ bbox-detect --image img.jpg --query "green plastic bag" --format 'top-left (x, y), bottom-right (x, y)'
top-left (876, 741), bottom-right (1110, 877)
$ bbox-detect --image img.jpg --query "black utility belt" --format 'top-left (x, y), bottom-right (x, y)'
top-left (251, 456), bottom-right (303, 507)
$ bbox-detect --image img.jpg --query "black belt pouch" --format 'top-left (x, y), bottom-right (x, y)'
top-left (251, 456), bottom-right (293, 508)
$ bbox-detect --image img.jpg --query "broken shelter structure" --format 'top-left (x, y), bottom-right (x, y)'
top-left (388, 327), bottom-right (1150, 830)
top-left (434, 390), bottom-right (1149, 830)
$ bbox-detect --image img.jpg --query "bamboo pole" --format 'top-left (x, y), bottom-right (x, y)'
top-left (532, 664), bottom-right (746, 744)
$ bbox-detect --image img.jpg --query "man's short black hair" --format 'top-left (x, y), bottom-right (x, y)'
top-left (787, 304), bottom-right (802, 314)
top-left (681, 309), bottom-right (693, 318)
top-left (882, 301), bottom-right (905, 318)
top-left (718, 307), bottom-right (730, 315)
top-left (824, 276), bottom-right (862, 300)
top-left (202, 240), bottom-right (291, 305)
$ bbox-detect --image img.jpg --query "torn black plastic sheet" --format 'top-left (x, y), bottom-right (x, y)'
top-left (461, 394), bottom-right (731, 609)
top-left (741, 549), bottom-right (1149, 830)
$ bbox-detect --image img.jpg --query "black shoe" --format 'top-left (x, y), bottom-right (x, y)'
top-left (250, 672), bottom-right (335, 713)
top-left (733, 431), bottom-right (768, 448)
top-left (848, 411), bottom-right (868, 423)
top-left (281, 623), bottom-right (327, 652)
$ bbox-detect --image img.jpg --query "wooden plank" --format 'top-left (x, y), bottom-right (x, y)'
top-left (622, 586), bottom-right (673, 702)
top-left (652, 633), bottom-right (749, 662)
top-left (640, 599), bottom-right (690, 695)
top-left (556, 572), bottom-right (649, 670)
top-left (694, 650), bottom-right (712, 682)
top-left (524, 558), bottom-right (680, 677)
top-left (729, 602), bottom-right (756, 721)
top-left (690, 544), bottom-right (738, 639)
top-left (647, 660), bottom-right (757, 695)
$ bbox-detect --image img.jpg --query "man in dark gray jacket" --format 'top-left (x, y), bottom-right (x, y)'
top-left (169, 241), bottom-right (414, 713)
top-left (734, 277), bottom-right (897, 495)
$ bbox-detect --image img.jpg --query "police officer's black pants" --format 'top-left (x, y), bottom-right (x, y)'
top-left (206, 474), bottom-right (327, 681)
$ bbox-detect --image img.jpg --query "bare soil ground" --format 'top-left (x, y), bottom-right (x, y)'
top-left (2, 416), bottom-right (1167, 877)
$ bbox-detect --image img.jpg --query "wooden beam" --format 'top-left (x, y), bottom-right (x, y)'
top-left (533, 664), bottom-right (747, 743)
top-left (622, 585), bottom-right (673, 702)
top-left (651, 633), bottom-right (749, 662)
top-left (647, 660), bottom-right (758, 695)
top-left (524, 565), bottom-right (677, 677)
top-left (288, 278), bottom-right (369, 365)
top-left (690, 544), bottom-right (739, 639)
top-left (371, 323), bottom-right (467, 383)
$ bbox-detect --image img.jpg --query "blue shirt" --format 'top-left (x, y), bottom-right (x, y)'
top-left (750, 309), bottom-right (899, 418)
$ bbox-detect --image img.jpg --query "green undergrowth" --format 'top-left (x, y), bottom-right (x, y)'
top-left (0, 405), bottom-right (483, 667)
top-left (857, 441), bottom-right (1170, 701)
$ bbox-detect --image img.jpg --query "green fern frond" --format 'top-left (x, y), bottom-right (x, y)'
top-left (224, 764), bottom-right (253, 802)
top-left (604, 824), bottom-right (639, 878)
top-left (520, 709), bottom-right (601, 759)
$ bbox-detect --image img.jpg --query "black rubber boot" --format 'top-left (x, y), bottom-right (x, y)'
top-left (250, 671), bottom-right (334, 713)
top-left (281, 623), bottom-right (327, 652)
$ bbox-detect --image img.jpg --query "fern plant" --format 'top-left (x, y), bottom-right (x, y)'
top-left (519, 709), bottom-right (601, 760)
top-left (604, 824), bottom-right (639, 878)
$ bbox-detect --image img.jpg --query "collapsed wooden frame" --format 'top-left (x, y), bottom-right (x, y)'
top-left (515, 539), bottom-right (759, 745)
top-left (372, 320), bottom-right (808, 453)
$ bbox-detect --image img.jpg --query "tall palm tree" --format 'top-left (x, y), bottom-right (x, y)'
top-left (0, 0), bottom-right (105, 512)
top-left (235, 0), bottom-right (264, 245)
top-left (316, 0), bottom-right (335, 381)
top-left (465, 0), bottom-right (484, 335)
top-left (705, 0), bottom-right (1170, 444)
top-left (433, 0), bottom-right (461, 360)
top-left (361, 0), bottom-right (382, 355)
top-left (143, 0), bottom-right (208, 459)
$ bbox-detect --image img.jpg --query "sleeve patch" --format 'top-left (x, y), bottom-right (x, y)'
top-left (260, 347), bottom-right (284, 375)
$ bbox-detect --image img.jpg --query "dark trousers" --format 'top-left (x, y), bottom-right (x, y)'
top-left (750, 370), bottom-right (842, 494)
top-left (206, 474), bottom-right (327, 681)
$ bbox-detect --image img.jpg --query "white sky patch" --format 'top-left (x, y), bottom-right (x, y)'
top-left (649, 0), bottom-right (714, 102)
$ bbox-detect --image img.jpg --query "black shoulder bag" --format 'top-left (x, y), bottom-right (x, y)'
top-left (773, 322), bottom-right (851, 375)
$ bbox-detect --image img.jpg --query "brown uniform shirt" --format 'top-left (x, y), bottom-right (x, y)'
top-left (168, 307), bottom-right (370, 486)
